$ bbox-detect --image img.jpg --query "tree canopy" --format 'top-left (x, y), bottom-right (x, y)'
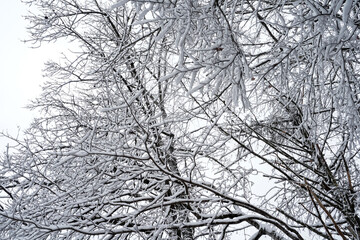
top-left (1, 0), bottom-right (360, 239)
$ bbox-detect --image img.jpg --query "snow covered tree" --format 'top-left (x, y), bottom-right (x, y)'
top-left (1, 0), bottom-right (360, 239)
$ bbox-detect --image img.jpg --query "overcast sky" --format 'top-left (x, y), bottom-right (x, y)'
top-left (0, 1), bottom-right (59, 152)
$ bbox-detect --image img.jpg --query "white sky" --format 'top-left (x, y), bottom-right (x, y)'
top-left (0, 1), bottom-right (61, 152)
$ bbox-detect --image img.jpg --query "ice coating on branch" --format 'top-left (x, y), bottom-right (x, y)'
top-left (343, 0), bottom-right (353, 23)
top-left (110, 0), bottom-right (128, 10)
top-left (50, 149), bottom-right (89, 157)
top-left (332, 0), bottom-right (344, 15)
top-left (155, 20), bottom-right (174, 42)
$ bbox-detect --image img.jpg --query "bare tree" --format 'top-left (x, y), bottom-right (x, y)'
top-left (1, 0), bottom-right (360, 239)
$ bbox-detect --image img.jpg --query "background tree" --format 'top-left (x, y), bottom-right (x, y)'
top-left (1, 0), bottom-right (360, 239)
